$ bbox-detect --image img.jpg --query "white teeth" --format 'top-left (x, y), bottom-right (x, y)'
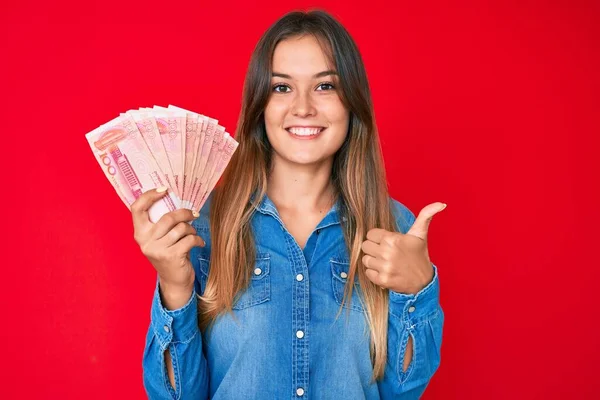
top-left (288, 127), bottom-right (322, 136)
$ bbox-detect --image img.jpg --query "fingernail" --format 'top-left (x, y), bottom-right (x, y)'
top-left (192, 211), bottom-right (200, 218)
top-left (440, 203), bottom-right (447, 211)
top-left (156, 186), bottom-right (168, 193)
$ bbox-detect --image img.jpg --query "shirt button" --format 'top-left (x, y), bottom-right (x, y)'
top-left (296, 330), bottom-right (304, 339)
top-left (296, 274), bottom-right (304, 281)
top-left (408, 306), bottom-right (416, 313)
top-left (163, 325), bottom-right (170, 333)
top-left (296, 388), bottom-right (305, 396)
top-left (316, 229), bottom-right (320, 235)
top-left (254, 267), bottom-right (262, 276)
top-left (340, 272), bottom-right (348, 279)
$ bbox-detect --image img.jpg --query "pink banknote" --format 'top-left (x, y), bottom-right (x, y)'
top-left (152, 106), bottom-right (186, 197)
top-left (88, 105), bottom-right (238, 219)
top-left (187, 118), bottom-right (217, 209)
top-left (189, 124), bottom-right (226, 208)
top-left (127, 110), bottom-right (176, 194)
top-left (86, 113), bottom-right (180, 222)
top-left (183, 114), bottom-right (214, 208)
top-left (193, 134), bottom-right (238, 212)
top-left (167, 105), bottom-right (203, 206)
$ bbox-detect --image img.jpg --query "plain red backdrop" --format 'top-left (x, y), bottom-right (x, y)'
top-left (1, 0), bottom-right (599, 398)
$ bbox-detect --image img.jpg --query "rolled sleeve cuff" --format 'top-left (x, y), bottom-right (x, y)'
top-left (150, 278), bottom-right (199, 348)
top-left (389, 263), bottom-right (440, 321)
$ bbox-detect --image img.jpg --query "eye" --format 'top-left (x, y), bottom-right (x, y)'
top-left (316, 82), bottom-right (335, 91)
top-left (272, 84), bottom-right (291, 93)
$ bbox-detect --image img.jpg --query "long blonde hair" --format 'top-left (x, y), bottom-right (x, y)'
top-left (200, 10), bottom-right (398, 381)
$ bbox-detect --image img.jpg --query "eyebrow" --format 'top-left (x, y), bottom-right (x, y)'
top-left (271, 70), bottom-right (338, 79)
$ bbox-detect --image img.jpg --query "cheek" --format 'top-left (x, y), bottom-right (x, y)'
top-left (334, 110), bottom-right (350, 145)
top-left (329, 106), bottom-right (350, 137)
top-left (336, 105), bottom-right (351, 126)
top-left (264, 100), bottom-right (288, 127)
top-left (320, 98), bottom-right (350, 124)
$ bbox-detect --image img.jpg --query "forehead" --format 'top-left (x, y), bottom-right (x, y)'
top-left (272, 35), bottom-right (332, 76)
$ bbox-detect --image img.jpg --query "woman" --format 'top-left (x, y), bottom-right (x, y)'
top-left (135, 9), bottom-right (445, 400)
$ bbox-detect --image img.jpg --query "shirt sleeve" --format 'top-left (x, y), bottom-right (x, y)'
top-left (380, 264), bottom-right (444, 398)
top-left (378, 200), bottom-right (445, 398)
top-left (142, 276), bottom-right (209, 400)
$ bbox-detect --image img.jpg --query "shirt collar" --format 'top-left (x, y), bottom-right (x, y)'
top-left (250, 190), bottom-right (345, 229)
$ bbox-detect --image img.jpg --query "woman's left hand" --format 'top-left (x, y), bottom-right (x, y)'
top-left (361, 202), bottom-right (447, 295)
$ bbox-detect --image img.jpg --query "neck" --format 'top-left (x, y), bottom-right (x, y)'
top-left (267, 155), bottom-right (336, 212)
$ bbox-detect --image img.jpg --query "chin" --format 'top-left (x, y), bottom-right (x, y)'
top-left (286, 153), bottom-right (331, 166)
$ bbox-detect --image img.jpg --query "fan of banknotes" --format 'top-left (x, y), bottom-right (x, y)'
top-left (86, 105), bottom-right (238, 222)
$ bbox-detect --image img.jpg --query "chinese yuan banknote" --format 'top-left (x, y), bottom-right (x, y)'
top-left (86, 105), bottom-right (238, 222)
top-left (152, 106), bottom-right (186, 198)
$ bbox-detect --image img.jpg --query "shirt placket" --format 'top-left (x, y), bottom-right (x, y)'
top-left (284, 231), bottom-right (310, 399)
top-left (255, 194), bottom-right (342, 399)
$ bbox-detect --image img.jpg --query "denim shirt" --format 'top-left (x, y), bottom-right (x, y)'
top-left (142, 193), bottom-right (444, 399)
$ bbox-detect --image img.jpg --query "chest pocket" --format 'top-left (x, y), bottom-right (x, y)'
top-left (198, 253), bottom-right (271, 310)
top-left (330, 257), bottom-right (365, 312)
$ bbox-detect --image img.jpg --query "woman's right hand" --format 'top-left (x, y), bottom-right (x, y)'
top-left (131, 187), bottom-right (205, 310)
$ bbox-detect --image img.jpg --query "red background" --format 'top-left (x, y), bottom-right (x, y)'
top-left (1, 0), bottom-right (599, 398)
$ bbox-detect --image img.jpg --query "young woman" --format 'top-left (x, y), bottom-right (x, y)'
top-left (134, 9), bottom-right (445, 400)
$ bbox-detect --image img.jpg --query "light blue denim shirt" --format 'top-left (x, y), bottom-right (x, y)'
top-left (142, 192), bottom-right (443, 399)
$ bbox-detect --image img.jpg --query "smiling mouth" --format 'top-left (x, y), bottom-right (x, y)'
top-left (285, 127), bottom-right (325, 136)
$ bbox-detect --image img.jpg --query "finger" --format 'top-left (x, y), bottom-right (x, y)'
top-left (365, 268), bottom-right (385, 287)
top-left (406, 202), bottom-right (447, 241)
top-left (152, 208), bottom-right (199, 240)
top-left (362, 254), bottom-right (384, 272)
top-left (131, 187), bottom-right (170, 232)
top-left (366, 228), bottom-right (389, 244)
top-left (172, 234), bottom-right (205, 255)
top-left (157, 221), bottom-right (199, 247)
top-left (360, 239), bottom-right (381, 258)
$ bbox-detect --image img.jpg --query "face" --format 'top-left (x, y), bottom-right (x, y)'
top-left (264, 34), bottom-right (350, 167)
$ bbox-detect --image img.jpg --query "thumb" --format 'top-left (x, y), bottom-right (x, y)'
top-left (406, 202), bottom-right (447, 241)
top-left (131, 186), bottom-right (170, 231)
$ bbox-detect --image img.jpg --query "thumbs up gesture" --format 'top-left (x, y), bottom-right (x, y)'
top-left (361, 202), bottom-right (447, 295)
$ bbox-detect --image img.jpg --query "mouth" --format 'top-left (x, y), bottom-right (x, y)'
top-left (285, 126), bottom-right (326, 139)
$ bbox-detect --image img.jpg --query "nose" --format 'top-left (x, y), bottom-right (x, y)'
top-left (291, 91), bottom-right (316, 117)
